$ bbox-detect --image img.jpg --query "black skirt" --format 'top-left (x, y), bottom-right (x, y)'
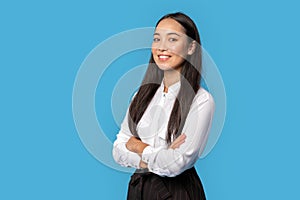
top-left (127, 167), bottom-right (206, 200)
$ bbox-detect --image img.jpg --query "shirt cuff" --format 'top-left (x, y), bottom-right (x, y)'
top-left (117, 143), bottom-right (141, 169)
top-left (141, 145), bottom-right (164, 164)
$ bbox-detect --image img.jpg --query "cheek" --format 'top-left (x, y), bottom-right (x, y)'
top-left (169, 44), bottom-right (187, 56)
top-left (152, 49), bottom-right (158, 62)
top-left (151, 44), bottom-right (158, 54)
top-left (151, 47), bottom-right (156, 55)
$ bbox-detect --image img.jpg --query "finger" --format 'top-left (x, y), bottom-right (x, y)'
top-left (172, 134), bottom-right (186, 146)
top-left (180, 133), bottom-right (186, 139)
top-left (170, 139), bottom-right (185, 149)
top-left (170, 134), bottom-right (187, 149)
top-left (171, 139), bottom-right (186, 149)
top-left (170, 138), bottom-right (181, 148)
top-left (175, 134), bottom-right (186, 142)
top-left (170, 141), bottom-right (185, 149)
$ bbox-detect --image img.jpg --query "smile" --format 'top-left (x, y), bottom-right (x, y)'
top-left (158, 55), bottom-right (171, 61)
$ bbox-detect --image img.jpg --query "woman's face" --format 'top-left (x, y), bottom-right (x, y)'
top-left (152, 18), bottom-right (190, 72)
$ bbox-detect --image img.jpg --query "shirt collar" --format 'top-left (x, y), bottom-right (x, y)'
top-left (160, 80), bottom-right (181, 97)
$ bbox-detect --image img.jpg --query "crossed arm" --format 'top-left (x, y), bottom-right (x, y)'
top-left (113, 91), bottom-right (214, 177)
top-left (126, 134), bottom-right (187, 168)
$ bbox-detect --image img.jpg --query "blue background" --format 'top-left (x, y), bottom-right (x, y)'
top-left (1, 0), bottom-right (299, 199)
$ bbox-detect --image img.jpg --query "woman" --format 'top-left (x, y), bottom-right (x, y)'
top-left (113, 12), bottom-right (215, 200)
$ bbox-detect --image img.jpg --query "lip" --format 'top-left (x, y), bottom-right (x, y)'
top-left (157, 54), bottom-right (171, 61)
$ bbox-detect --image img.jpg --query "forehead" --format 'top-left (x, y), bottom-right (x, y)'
top-left (155, 18), bottom-right (186, 35)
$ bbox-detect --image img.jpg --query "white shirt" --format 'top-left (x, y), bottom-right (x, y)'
top-left (112, 81), bottom-right (215, 177)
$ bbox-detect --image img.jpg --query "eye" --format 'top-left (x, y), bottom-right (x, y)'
top-left (153, 38), bottom-right (160, 42)
top-left (169, 38), bottom-right (178, 42)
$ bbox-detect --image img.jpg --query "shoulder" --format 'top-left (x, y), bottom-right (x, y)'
top-left (191, 87), bottom-right (215, 109)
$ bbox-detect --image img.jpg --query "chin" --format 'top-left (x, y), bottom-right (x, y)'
top-left (156, 64), bottom-right (173, 71)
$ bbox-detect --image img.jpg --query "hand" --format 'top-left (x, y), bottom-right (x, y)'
top-left (139, 160), bottom-right (148, 169)
top-left (126, 136), bottom-right (149, 154)
top-left (169, 134), bottom-right (186, 149)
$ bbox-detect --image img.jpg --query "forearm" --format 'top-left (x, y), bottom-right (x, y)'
top-left (112, 142), bottom-right (142, 169)
top-left (126, 136), bottom-right (149, 155)
top-left (141, 146), bottom-right (195, 177)
top-left (125, 136), bottom-right (150, 168)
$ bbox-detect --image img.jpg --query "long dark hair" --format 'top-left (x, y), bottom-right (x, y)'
top-left (128, 12), bottom-right (202, 144)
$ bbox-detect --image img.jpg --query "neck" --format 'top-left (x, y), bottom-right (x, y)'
top-left (163, 69), bottom-right (181, 88)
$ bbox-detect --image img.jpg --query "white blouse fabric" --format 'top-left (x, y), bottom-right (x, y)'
top-left (112, 81), bottom-right (215, 177)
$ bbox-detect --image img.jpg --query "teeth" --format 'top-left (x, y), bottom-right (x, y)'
top-left (159, 55), bottom-right (170, 59)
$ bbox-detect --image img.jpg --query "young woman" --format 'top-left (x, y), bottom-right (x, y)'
top-left (113, 12), bottom-right (215, 200)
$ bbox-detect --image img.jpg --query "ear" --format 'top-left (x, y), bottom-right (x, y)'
top-left (187, 40), bottom-right (196, 55)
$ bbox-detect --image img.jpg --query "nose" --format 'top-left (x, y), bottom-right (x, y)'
top-left (157, 39), bottom-right (168, 51)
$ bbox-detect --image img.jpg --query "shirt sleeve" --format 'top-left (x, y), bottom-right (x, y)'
top-left (141, 91), bottom-right (215, 177)
top-left (112, 106), bottom-right (142, 169)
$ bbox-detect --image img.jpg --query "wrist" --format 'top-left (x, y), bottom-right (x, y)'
top-left (136, 141), bottom-right (149, 154)
top-left (139, 160), bottom-right (148, 169)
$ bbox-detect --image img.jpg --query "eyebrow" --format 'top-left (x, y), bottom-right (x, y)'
top-left (153, 32), bottom-right (181, 37)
